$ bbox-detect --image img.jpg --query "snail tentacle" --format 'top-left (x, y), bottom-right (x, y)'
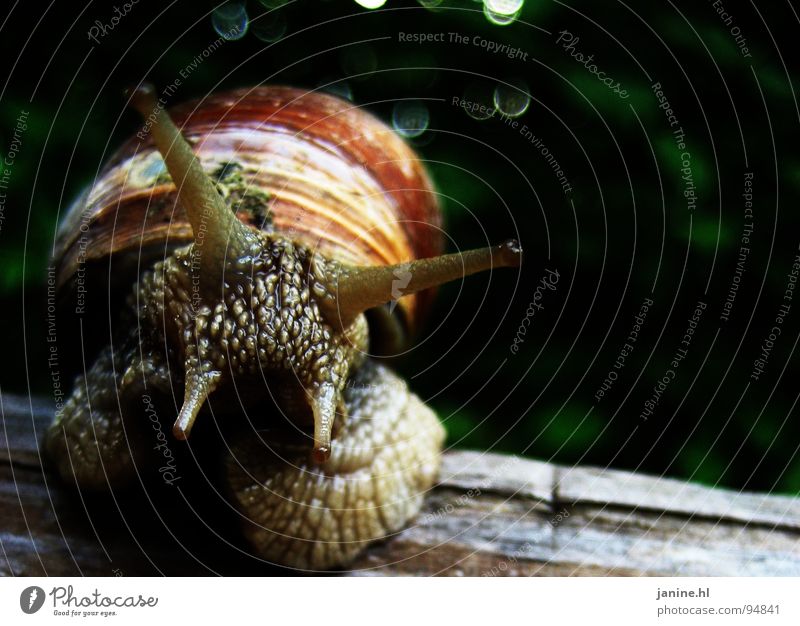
top-left (307, 381), bottom-right (336, 464)
top-left (126, 83), bottom-right (258, 296)
top-left (319, 239), bottom-right (523, 330)
top-left (173, 363), bottom-right (222, 440)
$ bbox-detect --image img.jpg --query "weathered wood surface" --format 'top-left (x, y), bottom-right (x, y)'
top-left (2, 392), bottom-right (799, 576)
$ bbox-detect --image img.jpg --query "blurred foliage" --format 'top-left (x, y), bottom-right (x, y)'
top-left (2, 0), bottom-right (799, 494)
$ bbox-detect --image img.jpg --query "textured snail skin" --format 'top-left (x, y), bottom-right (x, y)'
top-left (45, 227), bottom-right (443, 569)
top-left (45, 345), bottom-right (153, 490)
top-left (136, 235), bottom-right (370, 442)
top-left (227, 359), bottom-right (444, 570)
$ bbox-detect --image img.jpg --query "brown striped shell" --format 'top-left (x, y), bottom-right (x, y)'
top-left (54, 86), bottom-right (442, 331)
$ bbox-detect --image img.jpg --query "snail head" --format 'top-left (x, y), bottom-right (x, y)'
top-left (127, 83), bottom-right (521, 465)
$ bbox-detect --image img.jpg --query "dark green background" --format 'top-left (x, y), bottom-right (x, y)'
top-left (2, 0), bottom-right (799, 494)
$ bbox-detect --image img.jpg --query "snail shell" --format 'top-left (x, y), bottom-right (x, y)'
top-left (54, 87), bottom-right (442, 332)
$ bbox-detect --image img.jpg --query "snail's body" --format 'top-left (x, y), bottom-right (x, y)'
top-left (48, 233), bottom-right (444, 569)
top-left (46, 85), bottom-right (519, 570)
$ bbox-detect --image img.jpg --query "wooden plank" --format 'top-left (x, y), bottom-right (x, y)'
top-left (557, 464), bottom-right (800, 531)
top-left (0, 393), bottom-right (52, 468)
top-left (2, 393), bottom-right (799, 576)
top-left (351, 453), bottom-right (800, 576)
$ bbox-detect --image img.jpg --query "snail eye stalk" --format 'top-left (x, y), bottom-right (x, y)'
top-left (322, 239), bottom-right (522, 330)
top-left (126, 83), bottom-right (256, 295)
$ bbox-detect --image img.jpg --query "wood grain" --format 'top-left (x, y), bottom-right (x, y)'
top-left (2, 393), bottom-right (798, 576)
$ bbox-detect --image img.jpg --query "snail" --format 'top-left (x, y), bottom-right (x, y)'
top-left (45, 83), bottom-right (521, 570)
